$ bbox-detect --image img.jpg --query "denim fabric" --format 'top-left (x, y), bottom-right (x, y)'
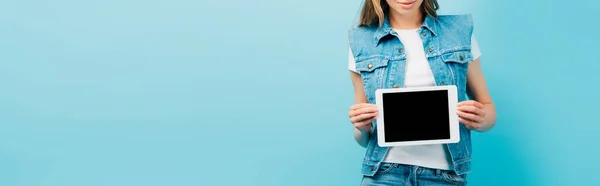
top-left (348, 14), bottom-right (475, 176)
top-left (361, 162), bottom-right (468, 186)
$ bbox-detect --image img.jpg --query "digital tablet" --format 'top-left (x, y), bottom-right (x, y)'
top-left (375, 85), bottom-right (460, 147)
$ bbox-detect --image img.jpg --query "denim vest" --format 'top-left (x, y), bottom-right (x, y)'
top-left (348, 14), bottom-right (475, 176)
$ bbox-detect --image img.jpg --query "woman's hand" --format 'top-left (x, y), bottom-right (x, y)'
top-left (457, 100), bottom-right (487, 130)
top-left (349, 103), bottom-right (378, 133)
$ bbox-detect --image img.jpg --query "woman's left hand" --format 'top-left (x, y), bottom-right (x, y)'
top-left (457, 100), bottom-right (487, 130)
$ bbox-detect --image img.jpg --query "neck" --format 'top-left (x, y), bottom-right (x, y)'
top-left (388, 11), bottom-right (424, 30)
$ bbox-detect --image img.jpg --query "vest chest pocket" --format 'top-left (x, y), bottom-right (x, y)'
top-left (355, 58), bottom-right (390, 101)
top-left (441, 50), bottom-right (472, 88)
top-left (441, 50), bottom-right (472, 65)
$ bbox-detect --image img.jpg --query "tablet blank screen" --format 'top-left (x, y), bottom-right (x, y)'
top-left (382, 90), bottom-right (450, 142)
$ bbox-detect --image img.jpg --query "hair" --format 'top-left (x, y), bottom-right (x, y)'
top-left (358, 0), bottom-right (439, 27)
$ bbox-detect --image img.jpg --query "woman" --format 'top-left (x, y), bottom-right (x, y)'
top-left (347, 0), bottom-right (497, 185)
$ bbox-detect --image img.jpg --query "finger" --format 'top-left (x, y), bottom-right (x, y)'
top-left (458, 100), bottom-right (478, 106)
top-left (349, 104), bottom-right (363, 111)
top-left (460, 119), bottom-right (481, 130)
top-left (458, 100), bottom-right (484, 109)
top-left (459, 118), bottom-right (481, 129)
top-left (354, 117), bottom-right (376, 128)
top-left (459, 118), bottom-right (476, 129)
top-left (457, 105), bottom-right (477, 113)
top-left (350, 103), bottom-right (373, 111)
top-left (349, 108), bottom-right (377, 119)
top-left (458, 106), bottom-right (485, 116)
top-left (351, 112), bottom-right (378, 123)
top-left (349, 106), bottom-right (378, 117)
top-left (457, 110), bottom-right (484, 123)
top-left (354, 117), bottom-right (377, 128)
top-left (457, 100), bottom-right (473, 107)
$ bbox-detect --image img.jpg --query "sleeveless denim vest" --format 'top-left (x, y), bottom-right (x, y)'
top-left (348, 14), bottom-right (475, 176)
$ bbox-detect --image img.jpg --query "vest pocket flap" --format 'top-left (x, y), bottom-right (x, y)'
top-left (441, 51), bottom-right (472, 64)
top-left (355, 58), bottom-right (389, 72)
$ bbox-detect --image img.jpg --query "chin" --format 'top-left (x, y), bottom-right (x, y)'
top-left (390, 8), bottom-right (420, 16)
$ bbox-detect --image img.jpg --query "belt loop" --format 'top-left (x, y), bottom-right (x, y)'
top-left (435, 169), bottom-right (441, 176)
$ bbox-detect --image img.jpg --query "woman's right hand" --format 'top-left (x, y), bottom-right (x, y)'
top-left (348, 103), bottom-right (379, 133)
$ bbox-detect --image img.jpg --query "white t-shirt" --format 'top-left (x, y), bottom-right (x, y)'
top-left (349, 29), bottom-right (481, 170)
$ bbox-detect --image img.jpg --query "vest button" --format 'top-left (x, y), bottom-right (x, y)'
top-left (440, 82), bottom-right (445, 86)
top-left (398, 48), bottom-right (403, 53)
top-left (459, 56), bottom-right (464, 61)
top-left (367, 64), bottom-right (373, 69)
top-left (371, 166), bottom-right (375, 171)
top-left (393, 85), bottom-right (399, 88)
top-left (458, 165), bottom-right (462, 170)
top-left (428, 48), bottom-right (433, 53)
top-left (422, 33), bottom-right (426, 36)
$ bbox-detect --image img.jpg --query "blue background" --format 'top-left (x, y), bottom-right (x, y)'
top-left (0, 0), bottom-right (598, 185)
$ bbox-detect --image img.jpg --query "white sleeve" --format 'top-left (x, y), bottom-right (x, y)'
top-left (348, 47), bottom-right (358, 73)
top-left (471, 35), bottom-right (481, 60)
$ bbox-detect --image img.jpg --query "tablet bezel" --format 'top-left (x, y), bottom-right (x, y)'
top-left (375, 85), bottom-right (460, 147)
